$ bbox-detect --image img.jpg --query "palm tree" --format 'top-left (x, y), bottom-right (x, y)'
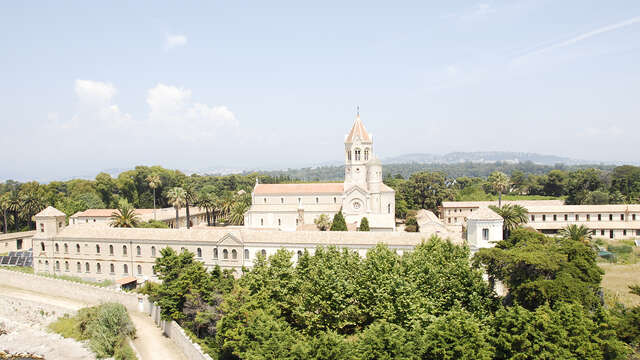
top-left (146, 174), bottom-right (161, 220)
top-left (314, 214), bottom-right (332, 231)
top-left (219, 192), bottom-right (235, 221)
top-left (166, 187), bottom-right (187, 229)
top-left (7, 192), bottom-right (22, 232)
top-left (559, 224), bottom-right (593, 244)
top-left (489, 204), bottom-right (528, 239)
top-left (0, 193), bottom-right (10, 234)
top-left (110, 202), bottom-right (140, 228)
top-left (19, 189), bottom-right (46, 229)
top-left (196, 193), bottom-right (218, 226)
top-left (488, 171), bottom-right (510, 208)
top-left (227, 201), bottom-right (250, 225)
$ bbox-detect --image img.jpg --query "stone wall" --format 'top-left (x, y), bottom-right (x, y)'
top-left (147, 302), bottom-right (213, 360)
top-left (0, 269), bottom-right (213, 360)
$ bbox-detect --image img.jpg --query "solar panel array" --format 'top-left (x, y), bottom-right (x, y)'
top-left (0, 249), bottom-right (33, 269)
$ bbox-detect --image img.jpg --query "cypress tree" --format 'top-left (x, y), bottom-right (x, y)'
top-left (359, 217), bottom-right (370, 231)
top-left (330, 210), bottom-right (347, 231)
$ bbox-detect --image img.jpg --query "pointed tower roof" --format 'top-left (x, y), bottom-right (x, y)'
top-left (35, 206), bottom-right (66, 217)
top-left (345, 115), bottom-right (371, 143)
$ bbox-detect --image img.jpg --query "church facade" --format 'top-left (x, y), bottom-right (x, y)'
top-left (244, 115), bottom-right (396, 231)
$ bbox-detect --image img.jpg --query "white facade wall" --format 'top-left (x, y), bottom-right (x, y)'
top-left (467, 219), bottom-right (503, 248)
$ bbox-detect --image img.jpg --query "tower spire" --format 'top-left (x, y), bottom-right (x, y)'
top-left (357, 105), bottom-right (359, 117)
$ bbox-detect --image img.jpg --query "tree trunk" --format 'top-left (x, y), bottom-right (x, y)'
top-left (153, 188), bottom-right (157, 221)
top-left (212, 209), bottom-right (216, 227)
top-left (175, 207), bottom-right (179, 229)
top-left (206, 209), bottom-right (210, 226)
top-left (186, 199), bottom-right (191, 229)
top-left (14, 210), bottom-right (19, 232)
top-left (498, 192), bottom-right (502, 208)
top-left (2, 209), bottom-right (7, 234)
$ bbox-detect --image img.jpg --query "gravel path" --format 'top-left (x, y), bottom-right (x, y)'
top-left (0, 285), bottom-right (187, 360)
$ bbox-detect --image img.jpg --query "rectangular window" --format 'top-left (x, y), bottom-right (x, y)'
top-left (609, 214), bottom-right (613, 221)
top-left (482, 228), bottom-right (489, 241)
top-left (553, 214), bottom-right (557, 221)
top-left (542, 215), bottom-right (546, 221)
top-left (40, 223), bottom-right (44, 232)
top-left (586, 214), bottom-right (590, 221)
top-left (610, 230), bottom-right (614, 239)
top-left (564, 214), bottom-right (568, 221)
top-left (601, 229), bottom-right (605, 236)
top-left (623, 229), bottom-right (627, 236)
top-left (531, 215), bottom-right (535, 222)
top-left (575, 214), bottom-right (579, 221)
top-left (636, 230), bottom-right (640, 236)
top-left (598, 214), bottom-right (602, 221)
top-left (621, 214), bottom-right (625, 221)
top-left (633, 214), bottom-right (637, 221)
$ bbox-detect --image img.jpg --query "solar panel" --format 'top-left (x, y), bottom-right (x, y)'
top-left (14, 251), bottom-right (24, 258)
top-left (8, 251), bottom-right (16, 257)
top-left (16, 257), bottom-right (25, 266)
top-left (24, 258), bottom-right (33, 267)
top-left (8, 257), bottom-right (18, 265)
top-left (0, 256), bottom-right (8, 265)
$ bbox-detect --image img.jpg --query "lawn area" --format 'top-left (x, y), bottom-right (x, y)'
top-left (0, 265), bottom-right (35, 274)
top-left (599, 263), bottom-right (640, 307)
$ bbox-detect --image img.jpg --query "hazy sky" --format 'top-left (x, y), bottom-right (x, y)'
top-left (2, 1), bottom-right (640, 182)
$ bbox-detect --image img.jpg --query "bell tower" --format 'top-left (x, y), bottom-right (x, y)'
top-left (344, 109), bottom-right (372, 191)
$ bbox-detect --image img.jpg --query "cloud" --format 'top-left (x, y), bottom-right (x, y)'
top-left (443, 3), bottom-right (496, 21)
top-left (513, 16), bottom-right (640, 62)
top-left (60, 80), bottom-right (131, 129)
top-left (147, 83), bottom-right (238, 141)
top-left (164, 34), bottom-right (187, 51)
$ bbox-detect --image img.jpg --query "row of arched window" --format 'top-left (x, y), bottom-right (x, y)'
top-left (346, 148), bottom-right (370, 162)
top-left (51, 260), bottom-right (144, 275)
top-left (48, 242), bottom-right (156, 257)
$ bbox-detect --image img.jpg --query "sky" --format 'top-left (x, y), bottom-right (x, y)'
top-left (1, 1), bottom-right (640, 182)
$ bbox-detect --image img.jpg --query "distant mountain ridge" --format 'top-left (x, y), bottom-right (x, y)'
top-left (383, 152), bottom-right (599, 166)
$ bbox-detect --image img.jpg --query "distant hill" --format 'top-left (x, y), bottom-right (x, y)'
top-left (383, 152), bottom-right (598, 166)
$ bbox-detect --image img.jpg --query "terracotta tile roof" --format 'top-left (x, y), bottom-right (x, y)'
top-left (71, 209), bottom-right (154, 218)
top-left (254, 183), bottom-right (344, 195)
top-left (345, 116), bottom-right (371, 143)
top-left (116, 276), bottom-right (138, 285)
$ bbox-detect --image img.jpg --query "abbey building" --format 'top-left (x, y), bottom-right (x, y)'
top-left (243, 115), bottom-right (396, 231)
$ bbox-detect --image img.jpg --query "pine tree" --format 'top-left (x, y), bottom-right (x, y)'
top-left (330, 210), bottom-right (347, 231)
top-left (359, 217), bottom-right (370, 231)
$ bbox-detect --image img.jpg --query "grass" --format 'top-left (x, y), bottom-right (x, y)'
top-left (0, 265), bottom-right (34, 274)
top-left (599, 263), bottom-right (640, 308)
top-left (38, 272), bottom-right (115, 288)
top-left (49, 303), bottom-right (136, 360)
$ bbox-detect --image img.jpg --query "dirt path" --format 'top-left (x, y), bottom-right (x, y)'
top-left (0, 285), bottom-right (187, 360)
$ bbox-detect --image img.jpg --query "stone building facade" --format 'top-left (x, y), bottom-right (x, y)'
top-left (244, 115), bottom-right (395, 231)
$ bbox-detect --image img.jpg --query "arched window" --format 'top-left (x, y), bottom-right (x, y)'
top-left (264, 197), bottom-right (267, 204)
top-left (347, 150), bottom-right (352, 161)
top-left (281, 197), bottom-right (284, 204)
top-left (260, 218), bottom-right (264, 226)
top-left (45, 260), bottom-right (49, 267)
top-left (197, 248), bottom-right (202, 257)
top-left (333, 197), bottom-right (337, 204)
top-left (315, 197), bottom-right (319, 204)
top-left (388, 204), bottom-right (391, 214)
top-left (55, 243), bottom-right (59, 253)
top-left (364, 148), bottom-right (369, 161)
top-left (261, 249), bottom-right (267, 257)
top-left (96, 244), bottom-right (100, 254)
top-left (97, 263), bottom-right (101, 273)
top-left (122, 245), bottom-right (127, 255)
top-left (110, 263), bottom-right (115, 273)
top-left (64, 243), bottom-right (68, 253)
top-left (137, 265), bottom-right (142, 275)
top-left (297, 250), bottom-right (303, 259)
top-left (109, 245), bottom-right (114, 255)
top-left (355, 148), bottom-right (361, 161)
top-left (136, 246), bottom-right (141, 256)
top-left (123, 264), bottom-right (128, 274)
top-left (244, 249), bottom-right (249, 259)
top-left (213, 248), bottom-right (218, 259)
top-left (232, 249), bottom-right (237, 260)
top-left (76, 262), bottom-right (81, 272)
top-left (223, 249), bottom-right (229, 259)
top-left (278, 219), bottom-right (281, 226)
top-left (40, 242), bottom-right (45, 251)
top-left (76, 244), bottom-right (80, 253)
top-left (85, 262), bottom-right (90, 272)
top-left (151, 246), bottom-right (156, 257)
top-left (180, 247), bottom-right (185, 252)
top-left (65, 261), bottom-right (69, 271)
top-left (55, 261), bottom-right (60, 271)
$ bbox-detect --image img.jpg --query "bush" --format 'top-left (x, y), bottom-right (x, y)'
top-left (114, 339), bottom-right (137, 360)
top-left (48, 314), bottom-right (83, 339)
top-left (358, 217), bottom-right (370, 232)
top-left (608, 244), bottom-right (633, 254)
top-left (330, 211), bottom-right (347, 231)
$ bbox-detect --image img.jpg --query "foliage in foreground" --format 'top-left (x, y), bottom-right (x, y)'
top-left (49, 303), bottom-right (136, 359)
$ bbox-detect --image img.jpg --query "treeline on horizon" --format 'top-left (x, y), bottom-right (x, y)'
top-left (1, 162), bottom-right (640, 232)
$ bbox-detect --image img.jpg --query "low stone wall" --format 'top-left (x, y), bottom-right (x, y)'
top-left (0, 269), bottom-right (143, 312)
top-left (0, 269), bottom-right (213, 360)
top-left (147, 302), bottom-right (213, 360)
